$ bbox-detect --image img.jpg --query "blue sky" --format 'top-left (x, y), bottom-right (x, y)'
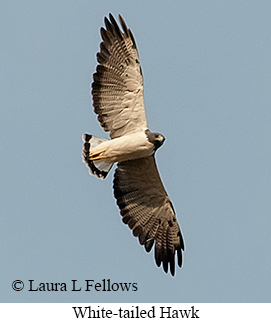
top-left (1, 0), bottom-right (271, 302)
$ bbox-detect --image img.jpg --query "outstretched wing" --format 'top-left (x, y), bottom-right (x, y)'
top-left (92, 14), bottom-right (148, 139)
top-left (113, 156), bottom-right (184, 276)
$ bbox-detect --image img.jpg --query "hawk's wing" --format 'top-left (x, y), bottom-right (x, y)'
top-left (92, 14), bottom-right (148, 139)
top-left (113, 156), bottom-right (184, 276)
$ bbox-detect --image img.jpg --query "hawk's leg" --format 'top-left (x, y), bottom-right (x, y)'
top-left (90, 149), bottom-right (108, 160)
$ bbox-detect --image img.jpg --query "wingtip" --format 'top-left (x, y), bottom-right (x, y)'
top-left (108, 13), bottom-right (122, 39)
top-left (177, 246), bottom-right (183, 268)
top-left (118, 14), bottom-right (129, 36)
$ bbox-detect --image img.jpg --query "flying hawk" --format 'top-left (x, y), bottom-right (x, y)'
top-left (82, 14), bottom-right (184, 275)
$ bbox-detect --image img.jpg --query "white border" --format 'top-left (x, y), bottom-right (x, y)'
top-left (0, 303), bottom-right (270, 322)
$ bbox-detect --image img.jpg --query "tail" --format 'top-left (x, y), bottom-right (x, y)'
top-left (82, 134), bottom-right (114, 179)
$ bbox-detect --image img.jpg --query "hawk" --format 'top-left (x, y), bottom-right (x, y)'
top-left (82, 14), bottom-right (184, 275)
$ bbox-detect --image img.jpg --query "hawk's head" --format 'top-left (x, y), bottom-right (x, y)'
top-left (145, 129), bottom-right (165, 151)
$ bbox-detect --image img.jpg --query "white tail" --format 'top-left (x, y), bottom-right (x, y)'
top-left (82, 134), bottom-right (114, 179)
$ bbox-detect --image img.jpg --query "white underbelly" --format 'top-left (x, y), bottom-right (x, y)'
top-left (92, 131), bottom-right (154, 162)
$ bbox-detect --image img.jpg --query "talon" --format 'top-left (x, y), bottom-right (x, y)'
top-left (90, 155), bottom-right (109, 160)
top-left (90, 149), bottom-right (108, 160)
